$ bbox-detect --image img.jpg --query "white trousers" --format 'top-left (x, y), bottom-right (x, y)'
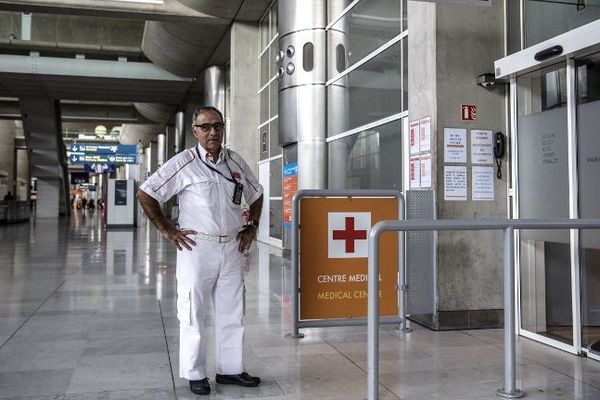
top-left (176, 237), bottom-right (245, 380)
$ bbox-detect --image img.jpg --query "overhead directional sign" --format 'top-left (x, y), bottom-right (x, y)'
top-left (69, 153), bottom-right (137, 164)
top-left (67, 142), bottom-right (138, 165)
top-left (69, 143), bottom-right (137, 155)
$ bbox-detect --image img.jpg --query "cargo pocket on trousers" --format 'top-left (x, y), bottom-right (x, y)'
top-left (176, 286), bottom-right (192, 326)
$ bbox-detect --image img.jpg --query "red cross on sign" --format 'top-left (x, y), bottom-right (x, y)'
top-left (328, 212), bottom-right (371, 258)
top-left (333, 217), bottom-right (367, 253)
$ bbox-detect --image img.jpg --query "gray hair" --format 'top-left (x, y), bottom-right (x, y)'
top-left (192, 106), bottom-right (224, 124)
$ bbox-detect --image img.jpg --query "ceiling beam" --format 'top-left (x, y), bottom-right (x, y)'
top-left (0, 0), bottom-right (229, 24)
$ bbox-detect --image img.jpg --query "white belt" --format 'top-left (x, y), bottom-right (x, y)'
top-left (195, 232), bottom-right (235, 243)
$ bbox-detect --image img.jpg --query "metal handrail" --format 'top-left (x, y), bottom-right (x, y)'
top-left (290, 189), bottom-right (406, 338)
top-left (367, 218), bottom-right (600, 400)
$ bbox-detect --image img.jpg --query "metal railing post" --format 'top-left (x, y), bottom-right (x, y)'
top-left (398, 195), bottom-right (410, 332)
top-left (288, 190), bottom-right (304, 339)
top-left (366, 218), bottom-right (600, 400)
top-left (368, 226), bottom-right (381, 400)
top-left (497, 227), bottom-right (524, 398)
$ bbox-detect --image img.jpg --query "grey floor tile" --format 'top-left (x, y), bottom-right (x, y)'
top-left (0, 369), bottom-right (73, 399)
top-left (63, 388), bottom-right (175, 400)
top-left (3, 218), bottom-right (600, 400)
top-left (66, 353), bottom-right (172, 394)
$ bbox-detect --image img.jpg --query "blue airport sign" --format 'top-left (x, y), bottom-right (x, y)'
top-left (69, 143), bottom-right (137, 155)
top-left (69, 153), bottom-right (137, 164)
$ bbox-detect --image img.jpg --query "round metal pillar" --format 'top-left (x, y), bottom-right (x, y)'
top-left (278, 0), bottom-right (327, 190)
top-left (204, 65), bottom-right (225, 112)
top-left (175, 111), bottom-right (185, 154)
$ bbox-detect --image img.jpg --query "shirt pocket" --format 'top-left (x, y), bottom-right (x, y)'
top-left (184, 176), bottom-right (219, 207)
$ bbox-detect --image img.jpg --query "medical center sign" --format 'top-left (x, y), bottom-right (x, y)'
top-left (299, 197), bottom-right (399, 320)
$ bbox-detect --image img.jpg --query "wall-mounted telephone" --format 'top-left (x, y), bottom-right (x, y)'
top-left (494, 132), bottom-right (505, 179)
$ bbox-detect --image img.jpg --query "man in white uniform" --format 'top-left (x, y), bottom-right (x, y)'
top-left (137, 106), bottom-right (263, 396)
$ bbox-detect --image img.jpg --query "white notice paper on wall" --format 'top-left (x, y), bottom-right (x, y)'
top-left (420, 153), bottom-right (432, 188)
top-left (419, 116), bottom-right (431, 152)
top-left (472, 166), bottom-right (494, 201)
top-left (471, 129), bottom-right (494, 165)
top-left (409, 120), bottom-right (420, 155)
top-left (410, 155), bottom-right (421, 189)
top-left (444, 128), bottom-right (467, 163)
top-left (444, 166), bottom-right (467, 201)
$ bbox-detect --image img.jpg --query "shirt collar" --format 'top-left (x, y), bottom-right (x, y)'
top-left (196, 144), bottom-right (224, 164)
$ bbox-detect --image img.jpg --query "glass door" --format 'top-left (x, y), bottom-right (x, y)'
top-left (576, 51), bottom-right (600, 358)
top-left (516, 63), bottom-right (575, 348)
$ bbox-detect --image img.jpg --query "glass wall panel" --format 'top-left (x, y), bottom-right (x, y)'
top-left (402, 37), bottom-right (407, 112)
top-left (517, 63), bottom-right (572, 345)
top-left (270, 199), bottom-right (283, 240)
top-left (327, 0), bottom-right (401, 79)
top-left (260, 52), bottom-right (270, 87)
top-left (271, 4), bottom-right (278, 39)
top-left (270, 157), bottom-right (282, 197)
top-left (260, 16), bottom-right (270, 49)
top-left (269, 118), bottom-right (280, 157)
top-left (327, 118), bottom-right (402, 190)
top-left (327, 41), bottom-right (401, 137)
top-left (259, 126), bottom-right (269, 161)
top-left (327, 0), bottom-right (354, 23)
top-left (577, 52), bottom-right (600, 353)
top-left (507, 0), bottom-right (521, 55)
top-left (269, 80), bottom-right (278, 117)
top-left (524, 0), bottom-right (600, 48)
top-left (260, 89), bottom-right (269, 123)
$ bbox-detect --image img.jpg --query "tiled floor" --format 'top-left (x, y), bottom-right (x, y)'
top-left (1, 213), bottom-right (600, 399)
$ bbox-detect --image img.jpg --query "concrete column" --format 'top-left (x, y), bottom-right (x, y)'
top-left (21, 12), bottom-right (31, 41)
top-left (230, 22), bottom-right (260, 172)
top-left (157, 132), bottom-right (166, 167)
top-left (175, 111), bottom-right (186, 153)
top-left (144, 145), bottom-right (152, 175)
top-left (16, 148), bottom-right (29, 201)
top-left (165, 125), bottom-right (176, 159)
top-left (204, 66), bottom-right (225, 112)
top-left (407, 0), bottom-right (507, 330)
top-left (36, 179), bottom-right (60, 218)
top-left (0, 121), bottom-right (15, 199)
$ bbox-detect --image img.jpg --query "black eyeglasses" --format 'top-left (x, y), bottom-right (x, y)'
top-left (193, 122), bottom-right (225, 133)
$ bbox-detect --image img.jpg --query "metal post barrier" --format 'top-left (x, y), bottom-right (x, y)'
top-left (289, 189), bottom-right (406, 339)
top-left (368, 218), bottom-right (600, 400)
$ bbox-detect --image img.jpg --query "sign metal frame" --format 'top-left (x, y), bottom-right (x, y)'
top-left (289, 189), bottom-right (407, 338)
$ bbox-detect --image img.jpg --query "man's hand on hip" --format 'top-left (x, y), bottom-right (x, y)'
top-left (237, 225), bottom-right (257, 253)
top-left (164, 227), bottom-right (197, 251)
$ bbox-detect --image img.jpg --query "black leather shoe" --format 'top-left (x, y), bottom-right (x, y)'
top-left (189, 378), bottom-right (211, 395)
top-left (216, 371), bottom-right (261, 387)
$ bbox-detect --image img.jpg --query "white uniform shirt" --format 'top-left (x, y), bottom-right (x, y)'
top-left (140, 145), bottom-right (263, 236)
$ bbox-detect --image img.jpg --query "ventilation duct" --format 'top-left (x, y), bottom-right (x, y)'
top-left (142, 20), bottom-right (228, 77)
top-left (119, 123), bottom-right (164, 146)
top-left (133, 103), bottom-right (177, 124)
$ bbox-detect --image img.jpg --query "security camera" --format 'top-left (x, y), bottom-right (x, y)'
top-left (477, 73), bottom-right (496, 88)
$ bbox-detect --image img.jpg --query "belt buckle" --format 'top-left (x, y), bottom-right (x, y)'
top-left (218, 235), bottom-right (228, 243)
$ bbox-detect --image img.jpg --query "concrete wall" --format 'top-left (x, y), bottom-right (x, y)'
top-left (229, 22), bottom-right (260, 174)
top-left (408, 0), bottom-right (507, 329)
top-left (36, 179), bottom-right (60, 218)
top-left (0, 120), bottom-right (15, 198)
top-left (16, 148), bottom-right (29, 201)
